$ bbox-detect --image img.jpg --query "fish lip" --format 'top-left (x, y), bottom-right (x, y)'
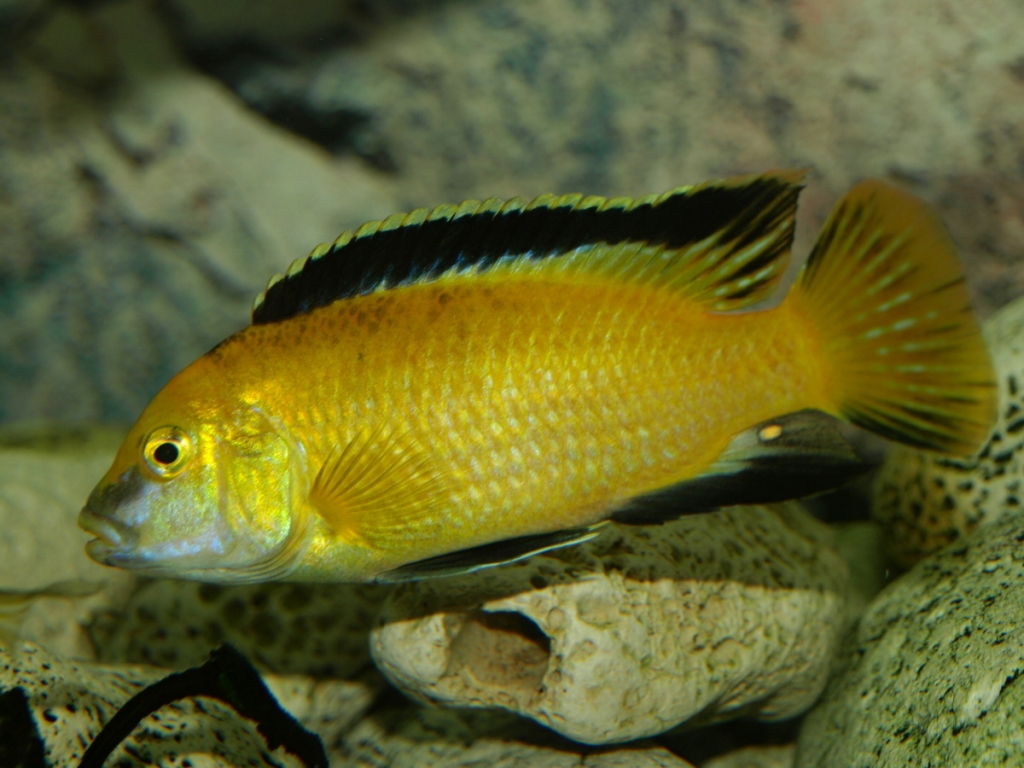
top-left (84, 536), bottom-right (116, 564)
top-left (78, 506), bottom-right (133, 550)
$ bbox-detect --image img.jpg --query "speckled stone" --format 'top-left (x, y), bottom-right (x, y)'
top-left (372, 503), bottom-right (849, 745)
top-left (93, 578), bottom-right (390, 678)
top-left (0, 641), bottom-right (379, 767)
top-left (796, 511), bottom-right (1024, 767)
top-left (873, 294), bottom-right (1024, 568)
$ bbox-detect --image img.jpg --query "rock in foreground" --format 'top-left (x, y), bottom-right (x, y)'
top-left (797, 510), bottom-right (1024, 767)
top-left (1, 642), bottom-right (695, 768)
top-left (372, 503), bottom-right (849, 744)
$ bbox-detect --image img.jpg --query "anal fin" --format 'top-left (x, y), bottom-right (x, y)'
top-left (375, 524), bottom-right (607, 582)
top-left (611, 409), bottom-right (870, 524)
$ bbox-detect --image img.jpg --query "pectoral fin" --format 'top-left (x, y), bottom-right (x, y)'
top-left (309, 427), bottom-right (451, 546)
top-left (611, 409), bottom-right (870, 524)
top-left (375, 523), bottom-right (607, 582)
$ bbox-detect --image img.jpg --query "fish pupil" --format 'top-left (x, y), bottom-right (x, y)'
top-left (154, 442), bottom-right (179, 465)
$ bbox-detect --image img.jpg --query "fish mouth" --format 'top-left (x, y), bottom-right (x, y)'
top-left (78, 507), bottom-right (136, 562)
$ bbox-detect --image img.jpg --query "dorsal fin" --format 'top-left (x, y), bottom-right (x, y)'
top-left (252, 169), bottom-right (806, 324)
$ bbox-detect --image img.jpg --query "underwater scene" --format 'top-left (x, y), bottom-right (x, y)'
top-left (2, 0), bottom-right (1024, 766)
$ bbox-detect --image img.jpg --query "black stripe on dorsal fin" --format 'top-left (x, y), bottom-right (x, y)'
top-left (251, 169), bottom-right (807, 325)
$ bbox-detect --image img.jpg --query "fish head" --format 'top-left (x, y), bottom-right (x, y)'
top-left (79, 366), bottom-right (307, 583)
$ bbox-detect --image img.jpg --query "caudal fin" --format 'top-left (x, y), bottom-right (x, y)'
top-left (788, 179), bottom-right (995, 455)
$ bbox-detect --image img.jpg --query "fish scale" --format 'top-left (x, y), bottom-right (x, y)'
top-left (210, 277), bottom-right (817, 560)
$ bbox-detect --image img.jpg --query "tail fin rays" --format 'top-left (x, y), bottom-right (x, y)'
top-left (789, 179), bottom-right (995, 455)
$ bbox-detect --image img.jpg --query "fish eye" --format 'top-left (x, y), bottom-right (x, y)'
top-left (142, 427), bottom-right (193, 478)
top-left (153, 442), bottom-right (179, 464)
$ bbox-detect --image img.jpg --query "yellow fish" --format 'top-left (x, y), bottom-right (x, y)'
top-left (78, 171), bottom-right (995, 583)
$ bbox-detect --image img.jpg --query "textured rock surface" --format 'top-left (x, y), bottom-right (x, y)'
top-left (372, 503), bottom-right (848, 744)
top-left (2, 639), bottom-right (692, 768)
top-left (0, 0), bottom-right (395, 423)
top-left (161, 0), bottom-right (1024, 311)
top-left (264, 672), bottom-right (384, 762)
top-left (0, 641), bottom-right (379, 767)
top-left (0, 426), bottom-right (136, 659)
top-left (704, 745), bottom-right (795, 768)
top-left (873, 294), bottom-right (1024, 567)
top-left (160, 0), bottom-right (1024, 193)
top-left (796, 511), bottom-right (1024, 767)
top-left (341, 704), bottom-right (695, 768)
top-left (93, 578), bottom-right (390, 678)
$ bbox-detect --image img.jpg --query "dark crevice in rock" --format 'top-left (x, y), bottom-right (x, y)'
top-left (0, 687), bottom-right (47, 768)
top-left (657, 715), bottom-right (804, 765)
top-left (174, 39), bottom-right (396, 171)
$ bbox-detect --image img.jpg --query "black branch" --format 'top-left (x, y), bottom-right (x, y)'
top-left (78, 643), bottom-right (327, 768)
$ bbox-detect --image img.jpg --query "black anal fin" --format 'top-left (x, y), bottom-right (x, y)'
top-left (375, 524), bottom-right (606, 583)
top-left (611, 409), bottom-right (870, 525)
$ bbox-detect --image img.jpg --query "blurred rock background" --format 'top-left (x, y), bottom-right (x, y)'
top-left (1, 0), bottom-right (1023, 423)
top-left (2, 1), bottom-right (1024, 765)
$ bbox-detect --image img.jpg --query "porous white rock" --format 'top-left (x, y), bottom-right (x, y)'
top-left (796, 510), bottom-right (1024, 766)
top-left (873, 294), bottom-right (1024, 567)
top-left (371, 503), bottom-right (849, 744)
